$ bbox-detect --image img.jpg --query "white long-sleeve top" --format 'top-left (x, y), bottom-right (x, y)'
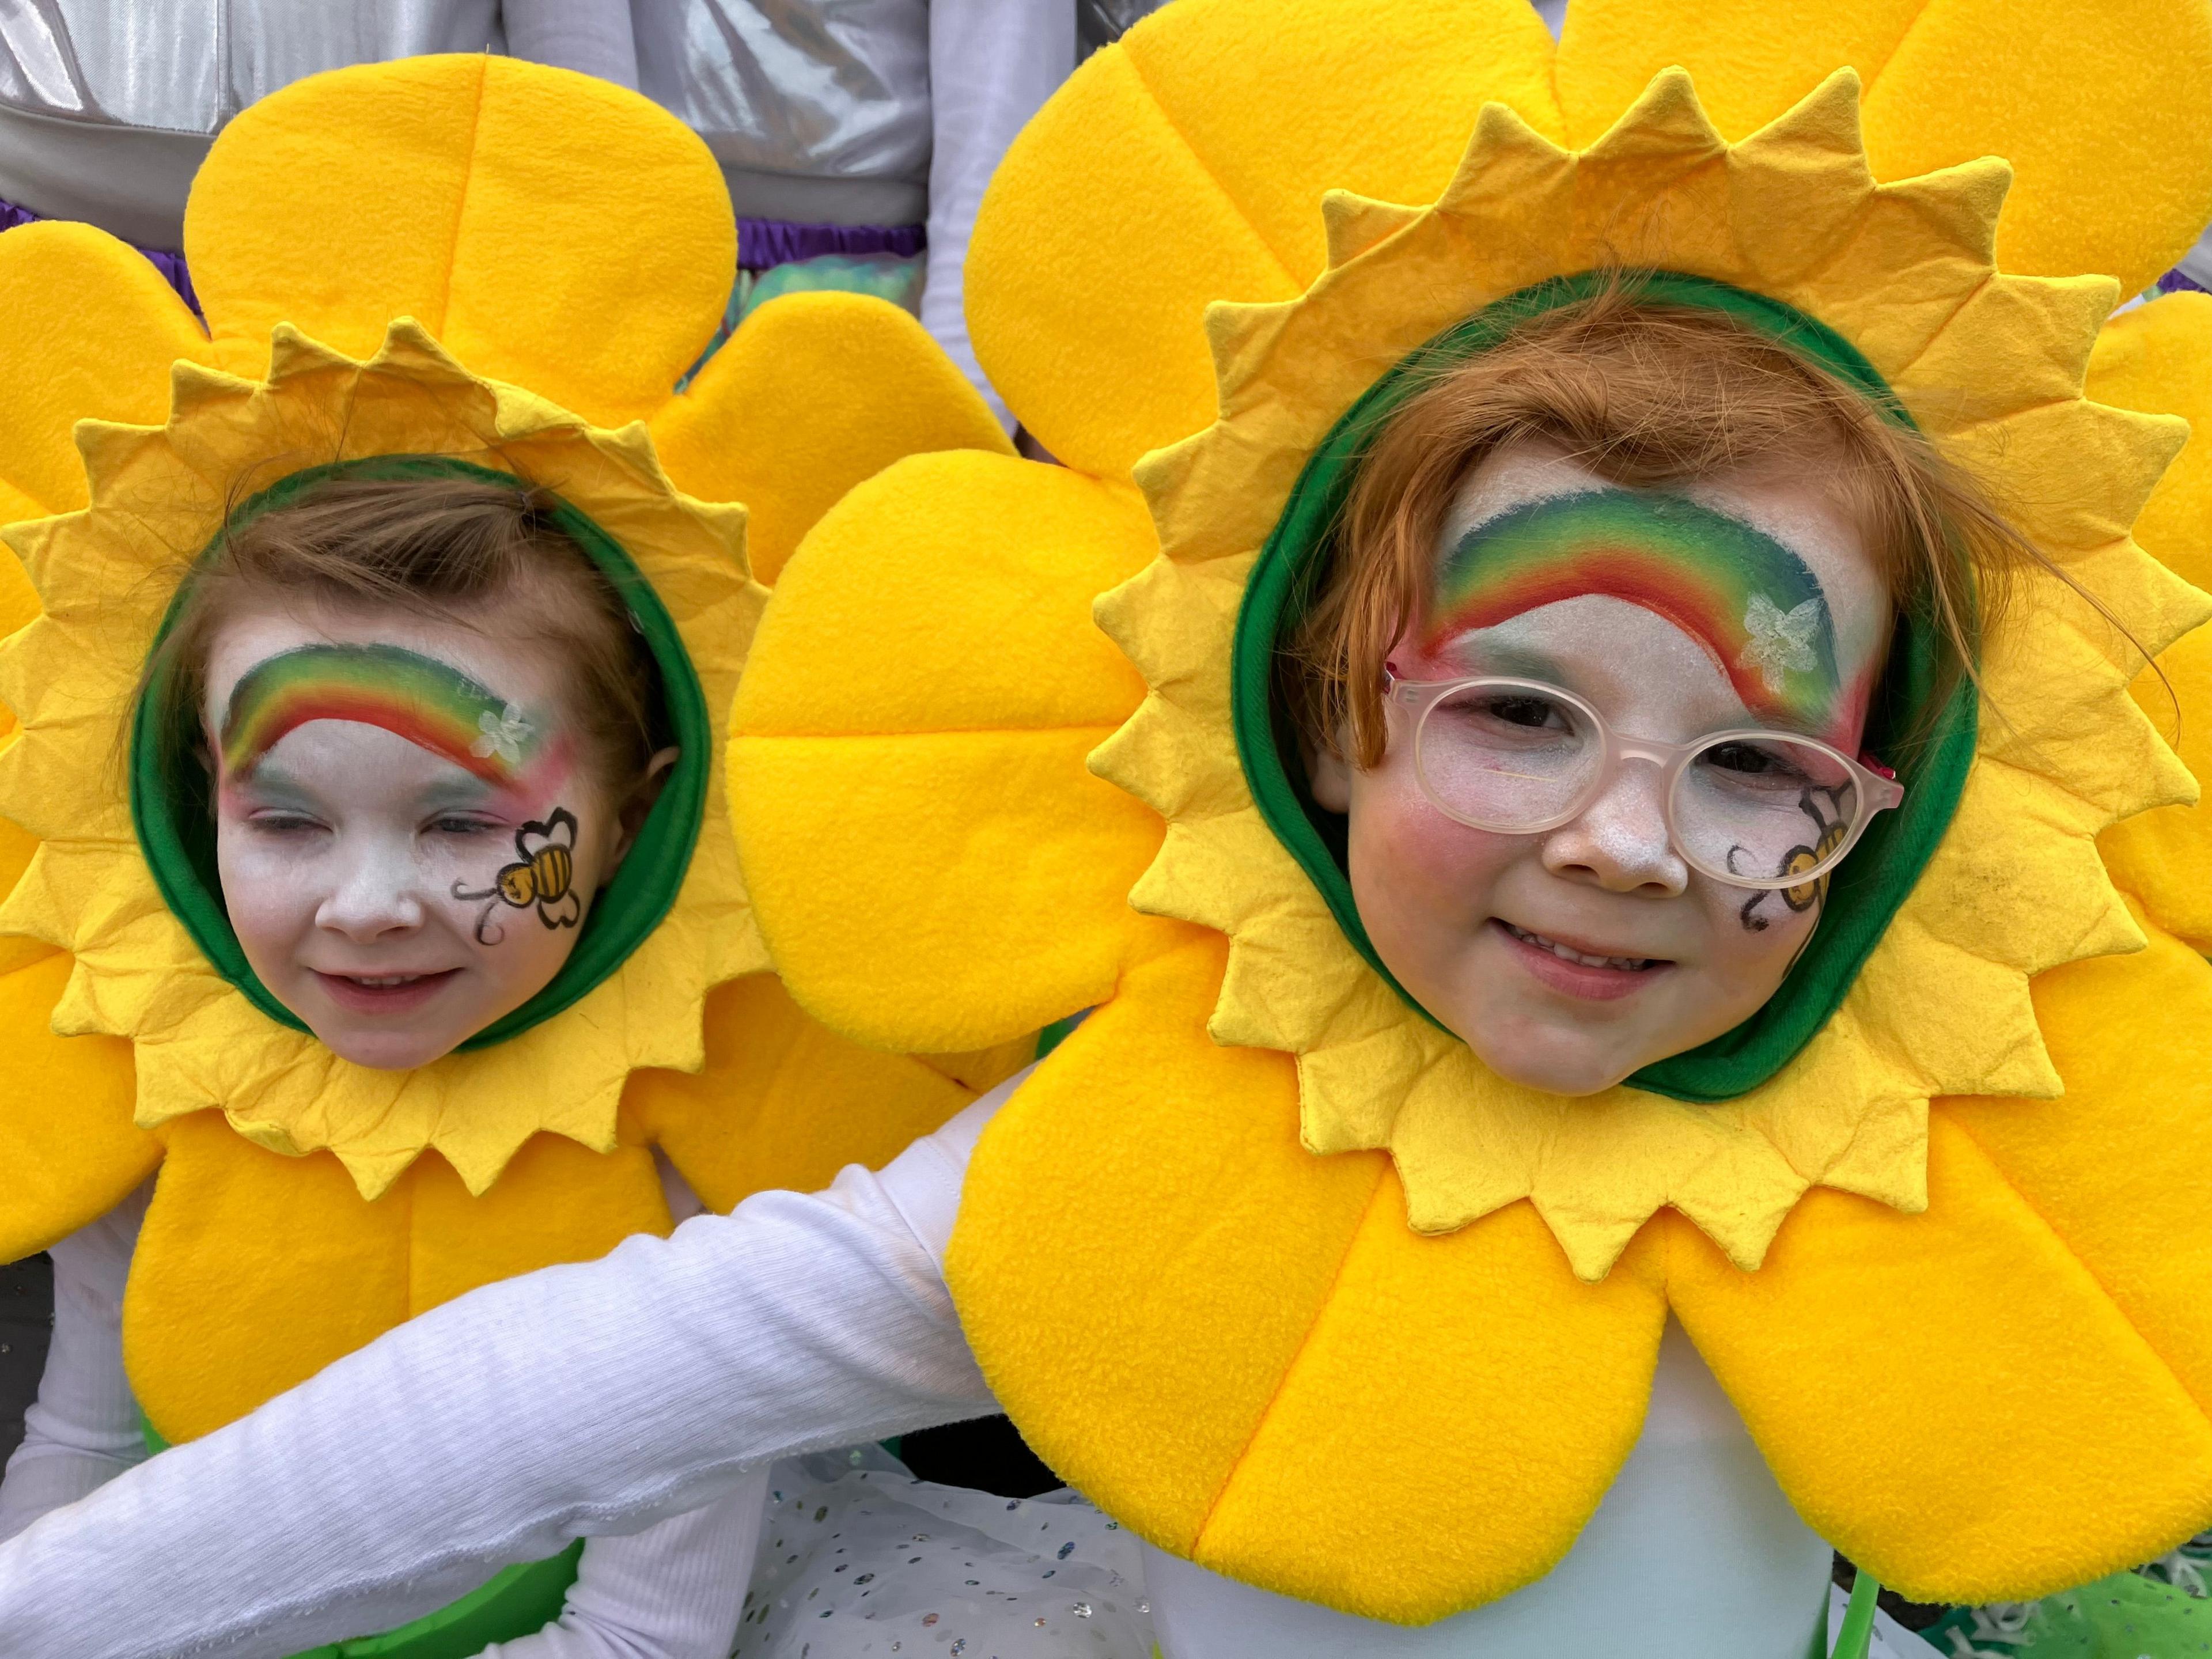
top-left (0, 1080), bottom-right (1832, 1659)
top-left (0, 1160), bottom-right (769, 1659)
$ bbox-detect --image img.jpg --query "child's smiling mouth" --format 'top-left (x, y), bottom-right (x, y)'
top-left (1494, 920), bottom-right (1673, 1001)
top-left (312, 968), bottom-right (464, 1015)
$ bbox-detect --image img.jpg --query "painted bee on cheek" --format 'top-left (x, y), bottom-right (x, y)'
top-left (453, 809), bottom-right (584, 944)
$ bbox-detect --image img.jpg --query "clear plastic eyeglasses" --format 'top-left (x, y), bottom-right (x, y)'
top-left (1385, 671), bottom-right (1906, 892)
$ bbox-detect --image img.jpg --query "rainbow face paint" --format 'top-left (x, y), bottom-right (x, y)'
top-left (1429, 490), bottom-right (1843, 732)
top-left (220, 643), bottom-right (544, 787)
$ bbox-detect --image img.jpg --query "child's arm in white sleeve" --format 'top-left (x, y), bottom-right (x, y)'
top-left (0, 1088), bottom-right (1009, 1659)
top-left (922, 0), bottom-right (1078, 424)
top-left (0, 1186), bottom-right (150, 1541)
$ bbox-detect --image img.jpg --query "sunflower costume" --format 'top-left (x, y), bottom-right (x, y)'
top-left (0, 52), bottom-right (1026, 1653)
top-left (727, 0), bottom-right (2212, 1637)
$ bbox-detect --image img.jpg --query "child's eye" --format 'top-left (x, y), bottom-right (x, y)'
top-left (426, 814), bottom-right (501, 837)
top-left (247, 811), bottom-right (326, 837)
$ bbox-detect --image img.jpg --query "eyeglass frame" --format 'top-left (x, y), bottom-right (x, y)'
top-left (1382, 669), bottom-right (1907, 892)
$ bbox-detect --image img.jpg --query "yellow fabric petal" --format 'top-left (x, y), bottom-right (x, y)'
top-left (964, 46), bottom-right (1302, 479)
top-left (127, 1112), bottom-right (668, 1443)
top-left (185, 55), bottom-right (732, 426)
top-left (649, 292), bottom-right (1012, 586)
top-left (1556, 0), bottom-right (2212, 296)
top-left (730, 450), bottom-right (1172, 1051)
top-left (625, 974), bottom-right (1018, 1214)
top-left (1115, 0), bottom-right (1562, 291)
top-left (949, 933), bottom-right (1669, 1624)
top-left (2085, 293), bottom-right (2212, 944)
top-left (1667, 1092), bottom-right (2212, 1604)
top-left (0, 952), bottom-right (155, 1263)
top-left (0, 222), bottom-right (209, 520)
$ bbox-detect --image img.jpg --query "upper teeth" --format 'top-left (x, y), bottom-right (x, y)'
top-left (1504, 923), bottom-right (1652, 972)
top-left (353, 975), bottom-right (421, 987)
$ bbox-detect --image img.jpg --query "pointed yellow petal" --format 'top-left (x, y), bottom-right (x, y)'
top-left (1319, 191), bottom-right (1422, 271)
top-left (627, 974), bottom-right (996, 1214)
top-left (127, 1112), bottom-right (667, 1442)
top-left (649, 292), bottom-right (1010, 588)
top-left (1861, 0), bottom-right (2212, 296)
top-left (1555, 0), bottom-right (1924, 146)
top-left (185, 56), bottom-right (733, 427)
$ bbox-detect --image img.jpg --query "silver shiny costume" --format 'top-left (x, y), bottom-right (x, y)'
top-left (635, 0), bottom-right (930, 226)
top-left (0, 2), bottom-right (541, 248)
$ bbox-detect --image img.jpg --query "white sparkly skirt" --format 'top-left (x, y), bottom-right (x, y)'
top-left (730, 1446), bottom-right (1159, 1658)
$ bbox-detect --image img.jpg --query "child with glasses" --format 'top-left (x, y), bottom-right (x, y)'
top-left (0, 289), bottom-right (2084, 1659)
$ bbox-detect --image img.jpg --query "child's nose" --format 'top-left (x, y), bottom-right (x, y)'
top-left (316, 842), bottom-right (427, 938)
top-left (1539, 765), bottom-right (1688, 896)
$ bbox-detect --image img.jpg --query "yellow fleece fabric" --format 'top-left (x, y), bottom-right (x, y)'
top-left (733, 0), bottom-right (2212, 1625)
top-left (0, 55), bottom-right (1021, 1441)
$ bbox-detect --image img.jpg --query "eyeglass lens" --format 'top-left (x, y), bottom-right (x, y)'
top-left (1415, 684), bottom-right (1861, 885)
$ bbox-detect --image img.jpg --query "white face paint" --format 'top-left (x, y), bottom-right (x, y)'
top-left (206, 601), bottom-right (650, 1071)
top-left (1309, 442), bottom-right (1892, 1096)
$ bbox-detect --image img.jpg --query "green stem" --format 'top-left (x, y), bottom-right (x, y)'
top-left (1833, 1571), bottom-right (1881, 1659)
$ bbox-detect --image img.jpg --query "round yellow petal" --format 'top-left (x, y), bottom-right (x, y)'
top-left (1666, 1104), bottom-right (2212, 1604)
top-left (649, 292), bottom-right (1012, 586)
top-left (185, 56), bottom-right (733, 426)
top-left (625, 974), bottom-right (1028, 1214)
top-left (730, 450), bottom-right (1170, 1051)
top-left (950, 933), bottom-right (1669, 1623)
top-left (1558, 0), bottom-right (2212, 297)
top-left (127, 1111), bottom-right (668, 1443)
top-left (0, 221), bottom-right (209, 520)
top-left (0, 952), bottom-right (154, 1263)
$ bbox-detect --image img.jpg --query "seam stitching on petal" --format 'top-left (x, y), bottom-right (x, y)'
top-left (426, 56), bottom-right (491, 339)
top-left (1944, 1109), bottom-right (2212, 1427)
top-left (1188, 1161), bottom-right (1390, 1558)
top-left (1857, 1), bottom-right (1936, 107)
top-left (1115, 47), bottom-right (1305, 294)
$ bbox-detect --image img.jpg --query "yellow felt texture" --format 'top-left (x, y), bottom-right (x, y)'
top-left (949, 935), bottom-right (1385, 1556)
top-left (1555, 0), bottom-right (2212, 297)
top-left (0, 952), bottom-right (153, 1263)
top-left (2085, 293), bottom-right (2212, 945)
top-left (185, 55), bottom-right (732, 426)
top-left (950, 934), bottom-right (1668, 1625)
top-left (126, 1111), bottom-right (668, 1443)
top-left (649, 293), bottom-right (1012, 586)
top-left (1114, 0), bottom-right (1562, 292)
top-left (624, 974), bottom-right (1003, 1214)
top-left (0, 222), bottom-right (209, 518)
top-left (1662, 925), bottom-right (2212, 1605)
top-left (730, 451), bottom-right (1173, 1051)
top-left (963, 43), bottom-right (1302, 479)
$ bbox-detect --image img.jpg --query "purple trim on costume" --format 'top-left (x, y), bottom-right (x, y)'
top-left (736, 215), bottom-right (925, 272)
top-left (2156, 268), bottom-right (2209, 297)
top-left (0, 194), bottom-right (201, 315)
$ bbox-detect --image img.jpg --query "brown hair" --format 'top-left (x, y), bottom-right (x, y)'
top-left (1279, 281), bottom-right (2051, 770)
top-left (145, 469), bottom-right (661, 796)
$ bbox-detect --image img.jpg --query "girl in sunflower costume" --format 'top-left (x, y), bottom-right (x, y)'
top-left (7, 2), bottom-right (2212, 1657)
top-left (0, 48), bottom-right (1029, 1659)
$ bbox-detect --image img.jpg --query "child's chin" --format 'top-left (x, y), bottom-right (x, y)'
top-left (310, 1020), bottom-right (470, 1072)
top-left (1461, 1018), bottom-right (1647, 1097)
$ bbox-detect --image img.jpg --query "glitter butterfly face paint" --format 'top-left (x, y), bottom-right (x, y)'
top-left (1427, 490), bottom-right (1845, 738)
